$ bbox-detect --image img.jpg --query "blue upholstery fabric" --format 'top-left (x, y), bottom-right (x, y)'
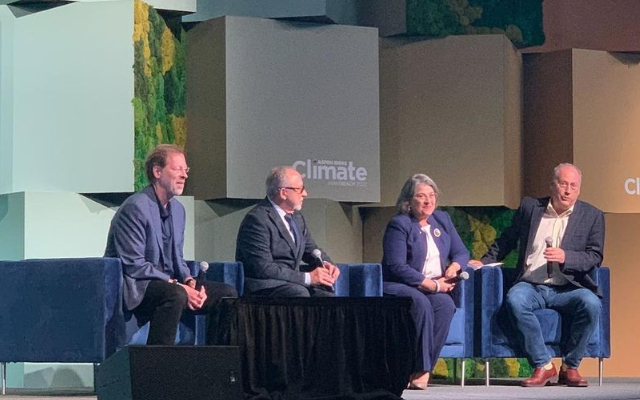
top-left (0, 258), bottom-right (244, 366)
top-left (474, 266), bottom-right (611, 359)
top-left (335, 263), bottom-right (383, 297)
top-left (0, 258), bottom-right (125, 363)
top-left (439, 266), bottom-right (474, 359)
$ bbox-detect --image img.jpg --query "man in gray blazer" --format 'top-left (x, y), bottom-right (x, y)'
top-left (471, 163), bottom-right (605, 387)
top-left (236, 166), bottom-right (339, 296)
top-left (105, 144), bottom-right (236, 345)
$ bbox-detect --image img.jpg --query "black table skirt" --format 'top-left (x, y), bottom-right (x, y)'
top-left (212, 297), bottom-right (416, 400)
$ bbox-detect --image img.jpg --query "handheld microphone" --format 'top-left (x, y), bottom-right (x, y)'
top-left (196, 261), bottom-right (209, 290)
top-left (445, 270), bottom-right (469, 284)
top-left (545, 236), bottom-right (553, 278)
top-left (311, 249), bottom-right (325, 267)
top-left (311, 249), bottom-right (334, 292)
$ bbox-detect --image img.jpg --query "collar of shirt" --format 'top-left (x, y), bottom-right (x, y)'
top-left (546, 201), bottom-right (574, 218)
top-left (152, 187), bottom-right (172, 220)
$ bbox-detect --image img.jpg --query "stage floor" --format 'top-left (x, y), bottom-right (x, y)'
top-left (1, 378), bottom-right (638, 400)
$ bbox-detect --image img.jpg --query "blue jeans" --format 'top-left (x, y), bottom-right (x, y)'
top-left (505, 281), bottom-right (601, 369)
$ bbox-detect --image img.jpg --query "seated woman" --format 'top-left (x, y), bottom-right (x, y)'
top-left (382, 174), bottom-right (469, 390)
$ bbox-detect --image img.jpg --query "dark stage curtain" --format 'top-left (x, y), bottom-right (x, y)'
top-left (213, 297), bottom-right (416, 400)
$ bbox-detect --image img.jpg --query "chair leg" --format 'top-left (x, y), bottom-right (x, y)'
top-left (599, 357), bottom-right (603, 387)
top-left (461, 359), bottom-right (466, 387)
top-left (485, 360), bottom-right (490, 386)
top-left (2, 362), bottom-right (6, 395)
top-left (452, 359), bottom-right (457, 384)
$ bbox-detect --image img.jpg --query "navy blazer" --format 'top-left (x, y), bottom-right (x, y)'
top-left (104, 185), bottom-right (192, 310)
top-left (236, 198), bottom-right (331, 294)
top-left (481, 196), bottom-right (605, 295)
top-left (382, 211), bottom-right (470, 287)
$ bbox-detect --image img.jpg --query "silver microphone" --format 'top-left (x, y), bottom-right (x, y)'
top-left (311, 249), bottom-right (324, 266)
top-left (196, 261), bottom-right (209, 290)
top-left (311, 249), bottom-right (334, 292)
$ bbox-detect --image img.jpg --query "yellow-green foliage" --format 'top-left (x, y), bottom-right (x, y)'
top-left (133, 0), bottom-right (187, 190)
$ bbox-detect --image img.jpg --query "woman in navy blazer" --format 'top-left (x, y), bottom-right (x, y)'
top-left (382, 174), bottom-right (469, 390)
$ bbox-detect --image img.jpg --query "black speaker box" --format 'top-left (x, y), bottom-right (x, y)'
top-left (95, 346), bottom-right (243, 400)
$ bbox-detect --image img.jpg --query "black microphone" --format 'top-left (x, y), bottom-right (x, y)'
top-left (545, 236), bottom-right (553, 278)
top-left (312, 249), bottom-right (334, 292)
top-left (444, 270), bottom-right (469, 284)
top-left (195, 261), bottom-right (209, 290)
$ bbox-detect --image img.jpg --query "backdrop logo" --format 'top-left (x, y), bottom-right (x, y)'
top-left (624, 178), bottom-right (640, 195)
top-left (293, 159), bottom-right (368, 187)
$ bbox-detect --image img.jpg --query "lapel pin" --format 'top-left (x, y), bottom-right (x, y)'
top-left (434, 228), bottom-right (441, 237)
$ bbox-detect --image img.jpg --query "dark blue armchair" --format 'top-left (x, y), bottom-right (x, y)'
top-left (335, 263), bottom-right (383, 297)
top-left (474, 266), bottom-right (610, 386)
top-left (0, 258), bottom-right (244, 393)
top-left (438, 266), bottom-right (475, 386)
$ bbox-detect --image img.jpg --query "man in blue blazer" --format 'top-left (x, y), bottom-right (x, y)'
top-left (236, 166), bottom-right (339, 296)
top-left (472, 163), bottom-right (605, 387)
top-left (105, 144), bottom-right (236, 345)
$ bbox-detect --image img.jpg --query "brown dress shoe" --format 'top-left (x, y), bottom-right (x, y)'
top-left (558, 368), bottom-right (589, 387)
top-left (521, 364), bottom-right (558, 387)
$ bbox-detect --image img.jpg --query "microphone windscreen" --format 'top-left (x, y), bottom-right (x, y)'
top-left (545, 236), bottom-right (553, 247)
top-left (458, 271), bottom-right (469, 281)
top-left (199, 261), bottom-right (209, 273)
top-left (312, 249), bottom-right (322, 260)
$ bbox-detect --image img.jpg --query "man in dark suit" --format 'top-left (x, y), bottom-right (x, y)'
top-left (105, 144), bottom-right (236, 345)
top-left (471, 163), bottom-right (604, 387)
top-left (236, 166), bottom-right (339, 296)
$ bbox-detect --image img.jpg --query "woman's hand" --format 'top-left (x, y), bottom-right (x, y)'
top-left (444, 262), bottom-right (461, 280)
top-left (435, 276), bottom-right (456, 293)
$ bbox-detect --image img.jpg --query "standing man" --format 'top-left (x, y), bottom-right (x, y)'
top-left (105, 144), bottom-right (237, 345)
top-left (470, 163), bottom-right (604, 387)
top-left (236, 166), bottom-right (340, 297)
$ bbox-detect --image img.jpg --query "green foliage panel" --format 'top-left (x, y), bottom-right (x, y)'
top-left (406, 0), bottom-right (544, 48)
top-left (133, 0), bottom-right (187, 190)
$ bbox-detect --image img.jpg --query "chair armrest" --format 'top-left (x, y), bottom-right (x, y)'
top-left (473, 266), bottom-right (504, 356)
top-left (0, 257), bottom-right (125, 362)
top-left (336, 263), bottom-right (383, 297)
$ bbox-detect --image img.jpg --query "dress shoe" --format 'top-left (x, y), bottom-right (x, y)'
top-left (558, 368), bottom-right (588, 387)
top-left (521, 364), bottom-right (558, 387)
top-left (407, 381), bottom-right (428, 390)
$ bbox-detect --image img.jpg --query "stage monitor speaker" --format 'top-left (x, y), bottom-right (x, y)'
top-left (95, 346), bottom-right (243, 400)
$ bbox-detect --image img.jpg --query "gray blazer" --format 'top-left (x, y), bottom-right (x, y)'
top-left (235, 198), bottom-right (331, 294)
top-left (104, 185), bottom-right (191, 310)
top-left (481, 196), bottom-right (605, 295)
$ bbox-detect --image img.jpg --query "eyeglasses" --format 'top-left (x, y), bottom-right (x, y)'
top-left (169, 166), bottom-right (190, 174)
top-left (555, 180), bottom-right (579, 191)
top-left (413, 193), bottom-right (437, 200)
top-left (282, 186), bottom-right (305, 194)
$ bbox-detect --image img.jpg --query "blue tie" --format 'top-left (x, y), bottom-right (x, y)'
top-left (285, 214), bottom-right (301, 251)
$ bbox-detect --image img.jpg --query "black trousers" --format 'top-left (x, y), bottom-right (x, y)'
top-left (133, 280), bottom-right (238, 345)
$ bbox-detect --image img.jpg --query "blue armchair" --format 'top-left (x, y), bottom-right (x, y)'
top-left (474, 266), bottom-right (610, 386)
top-left (335, 263), bottom-right (383, 297)
top-left (438, 266), bottom-right (475, 386)
top-left (0, 258), bottom-right (244, 393)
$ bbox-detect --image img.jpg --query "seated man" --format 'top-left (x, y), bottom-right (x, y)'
top-left (236, 166), bottom-right (339, 297)
top-left (105, 144), bottom-right (237, 345)
top-left (470, 163), bottom-right (604, 387)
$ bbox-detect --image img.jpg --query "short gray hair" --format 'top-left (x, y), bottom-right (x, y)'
top-left (552, 163), bottom-right (582, 183)
top-left (266, 166), bottom-right (294, 199)
top-left (395, 173), bottom-right (440, 215)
